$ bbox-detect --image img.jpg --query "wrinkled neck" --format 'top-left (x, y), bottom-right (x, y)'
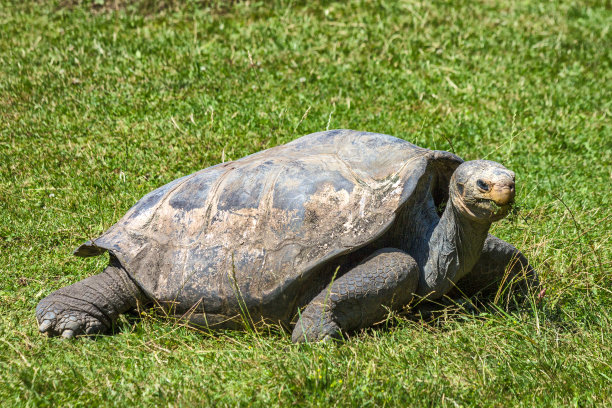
top-left (418, 199), bottom-right (491, 298)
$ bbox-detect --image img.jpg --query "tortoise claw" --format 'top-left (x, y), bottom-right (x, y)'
top-left (39, 320), bottom-right (53, 333)
top-left (62, 329), bottom-right (75, 339)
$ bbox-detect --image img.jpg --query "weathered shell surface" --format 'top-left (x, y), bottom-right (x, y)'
top-left (75, 130), bottom-right (461, 319)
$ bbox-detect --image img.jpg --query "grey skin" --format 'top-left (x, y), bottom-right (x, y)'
top-left (35, 130), bottom-right (536, 342)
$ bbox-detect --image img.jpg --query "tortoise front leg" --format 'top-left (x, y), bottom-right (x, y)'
top-left (36, 261), bottom-right (147, 338)
top-left (453, 234), bottom-right (539, 298)
top-left (291, 248), bottom-right (419, 343)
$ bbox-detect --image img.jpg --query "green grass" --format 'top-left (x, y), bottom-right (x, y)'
top-left (1, 0), bottom-right (610, 406)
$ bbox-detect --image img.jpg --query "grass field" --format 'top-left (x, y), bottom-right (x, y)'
top-left (0, 0), bottom-right (610, 406)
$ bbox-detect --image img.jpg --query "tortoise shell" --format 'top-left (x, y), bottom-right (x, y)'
top-left (75, 130), bottom-right (462, 323)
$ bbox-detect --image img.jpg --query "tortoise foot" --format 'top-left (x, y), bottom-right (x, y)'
top-left (36, 294), bottom-right (109, 338)
top-left (35, 264), bottom-right (146, 338)
top-left (292, 248), bottom-right (419, 343)
top-left (291, 314), bottom-right (341, 343)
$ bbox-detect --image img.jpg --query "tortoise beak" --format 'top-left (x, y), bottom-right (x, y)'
top-left (489, 181), bottom-right (515, 206)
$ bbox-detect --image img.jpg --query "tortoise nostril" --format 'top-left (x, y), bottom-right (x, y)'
top-left (496, 177), bottom-right (515, 191)
top-left (490, 182), bottom-right (516, 205)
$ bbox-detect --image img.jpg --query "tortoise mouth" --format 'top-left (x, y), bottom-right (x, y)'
top-left (489, 200), bottom-right (513, 219)
top-left (471, 197), bottom-right (513, 220)
top-left (452, 191), bottom-right (514, 222)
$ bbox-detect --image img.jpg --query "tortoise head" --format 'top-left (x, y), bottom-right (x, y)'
top-left (449, 160), bottom-right (516, 223)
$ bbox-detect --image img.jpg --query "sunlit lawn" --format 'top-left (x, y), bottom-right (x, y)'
top-left (0, 1), bottom-right (610, 406)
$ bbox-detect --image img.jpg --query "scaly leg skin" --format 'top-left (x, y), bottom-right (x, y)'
top-left (452, 234), bottom-right (539, 298)
top-left (291, 248), bottom-right (419, 343)
top-left (36, 262), bottom-right (147, 338)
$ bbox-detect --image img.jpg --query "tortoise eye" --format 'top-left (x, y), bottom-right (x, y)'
top-left (476, 179), bottom-right (489, 191)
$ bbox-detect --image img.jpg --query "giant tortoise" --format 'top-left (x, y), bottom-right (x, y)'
top-left (36, 130), bottom-right (536, 342)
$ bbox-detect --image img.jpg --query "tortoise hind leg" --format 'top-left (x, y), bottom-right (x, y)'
top-left (291, 248), bottom-right (419, 343)
top-left (36, 261), bottom-right (147, 338)
top-left (452, 234), bottom-right (539, 299)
